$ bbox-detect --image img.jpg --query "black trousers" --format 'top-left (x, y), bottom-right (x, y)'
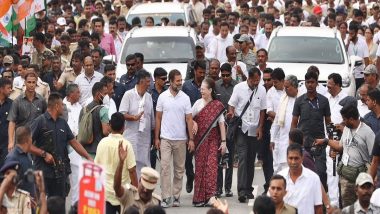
top-left (236, 129), bottom-right (259, 195)
top-left (150, 131), bottom-right (157, 169)
top-left (185, 149), bottom-right (194, 182)
top-left (315, 152), bottom-right (328, 192)
top-left (259, 120), bottom-right (274, 192)
top-left (45, 175), bottom-right (67, 199)
top-left (217, 138), bottom-right (235, 191)
top-left (106, 201), bottom-right (120, 214)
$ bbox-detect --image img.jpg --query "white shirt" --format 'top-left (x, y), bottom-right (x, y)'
top-left (358, 100), bottom-right (370, 117)
top-left (347, 37), bottom-right (369, 78)
top-left (328, 90), bottom-right (348, 124)
top-left (156, 90), bottom-right (192, 141)
top-left (278, 166), bottom-right (323, 214)
top-left (228, 82), bottom-right (267, 136)
top-left (207, 34), bottom-right (234, 63)
top-left (266, 86), bottom-right (285, 113)
top-left (222, 61), bottom-right (248, 82)
top-left (204, 30), bottom-right (217, 52)
top-left (298, 83), bottom-right (328, 97)
top-left (63, 97), bottom-right (82, 136)
top-left (13, 76), bottom-right (25, 89)
top-left (74, 71), bottom-right (103, 106)
top-left (255, 33), bottom-right (270, 50)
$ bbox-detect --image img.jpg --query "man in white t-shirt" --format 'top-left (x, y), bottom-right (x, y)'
top-left (154, 69), bottom-right (194, 208)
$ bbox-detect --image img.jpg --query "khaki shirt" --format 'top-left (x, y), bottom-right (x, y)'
top-left (2, 189), bottom-right (32, 214)
top-left (58, 68), bottom-right (83, 87)
top-left (30, 47), bottom-right (54, 68)
top-left (119, 184), bottom-right (161, 214)
top-left (279, 203), bottom-right (297, 214)
top-left (10, 78), bottom-right (50, 101)
top-left (61, 52), bottom-right (72, 69)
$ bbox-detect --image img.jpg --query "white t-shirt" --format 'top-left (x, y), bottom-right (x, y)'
top-left (156, 90), bottom-right (192, 141)
top-left (278, 166), bottom-right (323, 214)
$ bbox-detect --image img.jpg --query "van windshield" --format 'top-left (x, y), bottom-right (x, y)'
top-left (127, 13), bottom-right (186, 26)
top-left (120, 37), bottom-right (195, 63)
top-left (268, 37), bottom-right (345, 64)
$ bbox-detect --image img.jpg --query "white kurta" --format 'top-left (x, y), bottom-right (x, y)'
top-left (270, 95), bottom-right (296, 173)
top-left (119, 88), bottom-right (155, 179)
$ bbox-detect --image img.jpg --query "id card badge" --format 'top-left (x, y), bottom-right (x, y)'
top-left (342, 153), bottom-right (349, 166)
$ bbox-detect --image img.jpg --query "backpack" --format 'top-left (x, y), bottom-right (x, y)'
top-left (78, 105), bottom-right (100, 145)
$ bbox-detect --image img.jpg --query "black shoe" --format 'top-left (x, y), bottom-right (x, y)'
top-left (225, 189), bottom-right (233, 197)
top-left (246, 192), bottom-right (255, 199)
top-left (193, 202), bottom-right (206, 207)
top-left (216, 189), bottom-right (223, 198)
top-left (186, 178), bottom-right (193, 193)
top-left (238, 193), bottom-right (247, 203)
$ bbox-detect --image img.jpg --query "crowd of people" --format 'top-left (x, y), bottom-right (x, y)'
top-left (1, 0), bottom-right (380, 213)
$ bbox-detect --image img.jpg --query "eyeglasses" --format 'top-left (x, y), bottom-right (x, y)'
top-left (126, 63), bottom-right (135, 67)
top-left (159, 77), bottom-right (167, 81)
top-left (221, 74), bottom-right (231, 77)
top-left (263, 78), bottom-right (272, 82)
top-left (238, 41), bottom-right (244, 44)
top-left (2, 75), bottom-right (12, 79)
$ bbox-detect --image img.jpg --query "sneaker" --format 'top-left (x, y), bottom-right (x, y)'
top-left (161, 198), bottom-right (171, 208)
top-left (173, 197), bottom-right (181, 207)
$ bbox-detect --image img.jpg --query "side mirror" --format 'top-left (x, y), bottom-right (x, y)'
top-left (103, 55), bottom-right (117, 64)
top-left (350, 55), bottom-right (363, 67)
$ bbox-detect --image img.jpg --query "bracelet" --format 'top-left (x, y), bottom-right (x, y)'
top-left (221, 140), bottom-right (226, 142)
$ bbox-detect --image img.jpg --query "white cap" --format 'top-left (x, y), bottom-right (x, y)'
top-left (57, 17), bottom-right (67, 26)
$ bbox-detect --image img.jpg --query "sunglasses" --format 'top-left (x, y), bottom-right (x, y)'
top-left (126, 63), bottom-right (135, 67)
top-left (160, 77), bottom-right (167, 81)
top-left (221, 74), bottom-right (231, 77)
top-left (263, 78), bottom-right (272, 82)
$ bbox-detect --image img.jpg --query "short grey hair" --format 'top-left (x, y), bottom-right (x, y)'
top-left (285, 75), bottom-right (298, 88)
top-left (66, 84), bottom-right (79, 95)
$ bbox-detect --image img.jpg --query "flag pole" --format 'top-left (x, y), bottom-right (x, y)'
top-left (11, 8), bottom-right (13, 47)
top-left (24, 17), bottom-right (26, 37)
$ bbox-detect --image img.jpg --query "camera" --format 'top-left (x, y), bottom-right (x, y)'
top-left (326, 123), bottom-right (342, 141)
top-left (306, 136), bottom-right (328, 157)
top-left (219, 153), bottom-right (230, 168)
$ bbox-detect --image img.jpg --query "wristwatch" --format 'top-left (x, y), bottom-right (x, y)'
top-left (41, 151), bottom-right (47, 158)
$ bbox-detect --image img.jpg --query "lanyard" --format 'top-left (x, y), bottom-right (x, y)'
top-left (308, 97), bottom-right (319, 109)
top-left (345, 122), bottom-right (362, 147)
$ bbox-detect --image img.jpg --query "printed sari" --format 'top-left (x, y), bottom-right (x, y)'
top-left (192, 99), bottom-right (225, 204)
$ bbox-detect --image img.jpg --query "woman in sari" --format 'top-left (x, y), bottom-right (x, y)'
top-left (192, 78), bottom-right (227, 207)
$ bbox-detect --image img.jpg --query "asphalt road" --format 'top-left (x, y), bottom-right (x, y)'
top-left (160, 166), bottom-right (265, 214)
top-left (67, 165), bottom-right (265, 214)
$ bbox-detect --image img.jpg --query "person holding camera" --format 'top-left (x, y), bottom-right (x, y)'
top-left (315, 104), bottom-right (375, 208)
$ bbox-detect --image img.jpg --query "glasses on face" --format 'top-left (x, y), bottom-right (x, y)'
top-left (3, 75), bottom-right (12, 79)
top-left (221, 74), bottom-right (231, 78)
top-left (160, 77), bottom-right (167, 81)
top-left (263, 78), bottom-right (271, 82)
top-left (126, 63), bottom-right (135, 67)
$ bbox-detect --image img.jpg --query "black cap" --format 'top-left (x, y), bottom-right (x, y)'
top-left (339, 96), bottom-right (358, 108)
top-left (0, 160), bottom-right (20, 173)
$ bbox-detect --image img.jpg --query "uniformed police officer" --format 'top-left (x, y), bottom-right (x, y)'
top-left (114, 145), bottom-right (161, 214)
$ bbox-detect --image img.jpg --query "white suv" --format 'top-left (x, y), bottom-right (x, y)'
top-left (267, 27), bottom-right (362, 96)
top-left (126, 2), bottom-right (197, 26)
top-left (115, 26), bottom-right (197, 81)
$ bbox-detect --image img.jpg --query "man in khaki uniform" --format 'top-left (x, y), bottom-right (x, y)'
top-left (31, 32), bottom-right (54, 69)
top-left (115, 157), bottom-right (161, 214)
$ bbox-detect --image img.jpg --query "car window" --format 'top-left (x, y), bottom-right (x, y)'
top-left (120, 37), bottom-right (195, 63)
top-left (268, 36), bottom-right (345, 64)
top-left (127, 13), bottom-right (187, 26)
